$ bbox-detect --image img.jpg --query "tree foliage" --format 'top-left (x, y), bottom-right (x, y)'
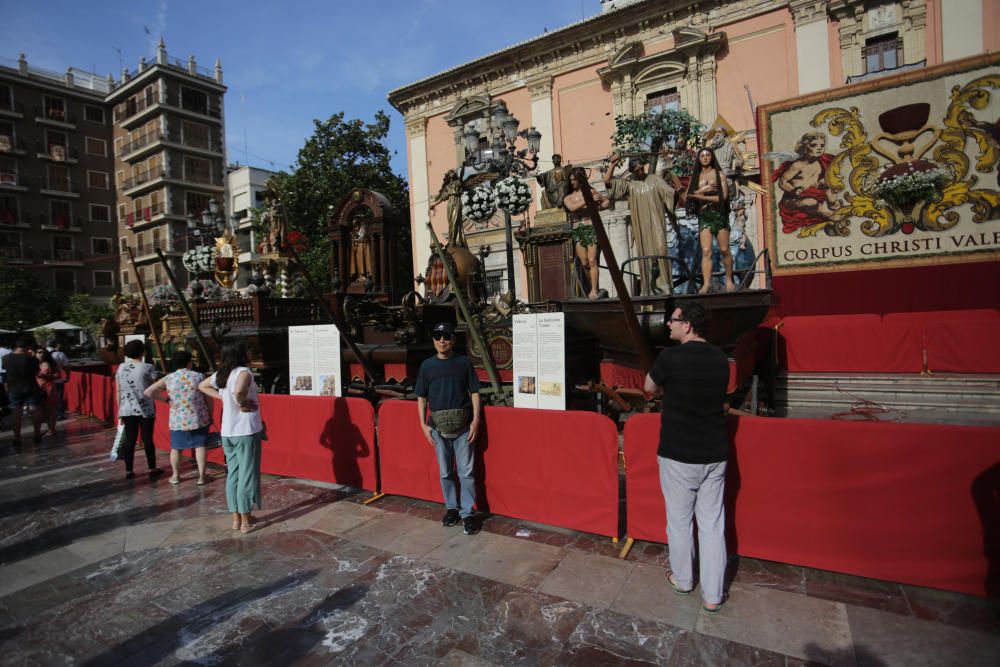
top-left (62, 293), bottom-right (112, 342)
top-left (0, 266), bottom-right (63, 331)
top-left (266, 111), bottom-right (411, 287)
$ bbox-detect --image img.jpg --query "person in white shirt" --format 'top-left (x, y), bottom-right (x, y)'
top-left (48, 340), bottom-right (69, 420)
top-left (199, 341), bottom-right (263, 534)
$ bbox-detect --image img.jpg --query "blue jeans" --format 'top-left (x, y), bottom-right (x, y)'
top-left (431, 429), bottom-right (476, 518)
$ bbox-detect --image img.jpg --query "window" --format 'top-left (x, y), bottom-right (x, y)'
top-left (0, 157), bottom-right (16, 185)
top-left (646, 88), bottom-right (680, 114)
top-left (89, 203), bottom-right (111, 222)
top-left (54, 270), bottom-right (75, 292)
top-left (0, 231), bottom-right (20, 259)
top-left (185, 191), bottom-right (212, 215)
top-left (180, 87), bottom-right (209, 115)
top-left (0, 120), bottom-right (14, 151)
top-left (85, 137), bottom-right (106, 156)
top-left (121, 270), bottom-right (130, 286)
top-left (864, 32), bottom-right (902, 73)
top-left (93, 270), bottom-right (114, 288)
top-left (87, 171), bottom-right (109, 190)
top-left (92, 237), bottom-right (113, 256)
top-left (118, 203), bottom-right (127, 221)
top-left (0, 85), bottom-right (11, 111)
top-left (50, 201), bottom-right (72, 229)
top-left (0, 194), bottom-right (18, 224)
top-left (115, 137), bottom-right (123, 156)
top-left (44, 96), bottom-right (67, 121)
top-left (154, 263), bottom-right (163, 285)
top-left (52, 235), bottom-right (73, 263)
top-left (45, 130), bottom-right (68, 160)
top-left (181, 120), bottom-right (210, 149)
top-left (120, 237), bottom-right (128, 252)
top-left (47, 164), bottom-right (70, 192)
top-left (84, 105), bottom-right (105, 124)
top-left (183, 156), bottom-right (211, 183)
top-left (150, 190), bottom-right (161, 216)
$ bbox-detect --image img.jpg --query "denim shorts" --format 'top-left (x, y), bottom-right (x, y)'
top-left (8, 390), bottom-right (41, 408)
top-left (170, 425), bottom-right (211, 450)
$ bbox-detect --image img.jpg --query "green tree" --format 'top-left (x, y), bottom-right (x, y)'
top-left (264, 110), bottom-right (411, 289)
top-left (0, 267), bottom-right (63, 331)
top-left (62, 292), bottom-right (112, 343)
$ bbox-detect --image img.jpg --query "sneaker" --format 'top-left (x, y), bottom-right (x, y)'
top-left (463, 516), bottom-right (480, 535)
top-left (441, 509), bottom-right (460, 527)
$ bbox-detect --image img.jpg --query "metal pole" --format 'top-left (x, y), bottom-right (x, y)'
top-left (503, 209), bottom-right (516, 298)
top-left (426, 220), bottom-right (504, 400)
top-left (125, 247), bottom-right (168, 372)
top-left (154, 249), bottom-right (215, 371)
top-left (282, 241), bottom-right (381, 387)
top-left (579, 187), bottom-right (655, 372)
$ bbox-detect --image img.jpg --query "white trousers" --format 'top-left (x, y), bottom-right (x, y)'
top-left (658, 456), bottom-right (728, 604)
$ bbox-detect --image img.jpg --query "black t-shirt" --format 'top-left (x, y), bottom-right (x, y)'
top-left (2, 352), bottom-right (40, 395)
top-left (414, 354), bottom-right (480, 413)
top-left (648, 341), bottom-right (730, 464)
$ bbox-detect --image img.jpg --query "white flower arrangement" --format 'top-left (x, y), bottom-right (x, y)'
top-left (149, 284), bottom-right (180, 310)
top-left (461, 184), bottom-right (497, 222)
top-left (873, 164), bottom-right (951, 209)
top-left (182, 245), bottom-right (216, 274)
top-left (495, 176), bottom-right (533, 215)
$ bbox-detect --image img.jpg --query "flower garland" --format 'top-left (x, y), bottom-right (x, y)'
top-left (182, 245), bottom-right (216, 274)
top-left (873, 163), bottom-right (951, 209)
top-left (149, 284), bottom-right (180, 310)
top-left (495, 176), bottom-right (533, 215)
top-left (461, 184), bottom-right (497, 222)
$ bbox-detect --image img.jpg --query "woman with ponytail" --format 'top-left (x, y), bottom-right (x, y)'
top-left (199, 342), bottom-right (264, 533)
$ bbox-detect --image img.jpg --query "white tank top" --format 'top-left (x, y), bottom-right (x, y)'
top-left (211, 367), bottom-right (263, 437)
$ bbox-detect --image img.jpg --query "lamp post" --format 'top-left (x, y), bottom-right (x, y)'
top-left (462, 100), bottom-right (542, 299)
top-left (185, 198), bottom-right (226, 242)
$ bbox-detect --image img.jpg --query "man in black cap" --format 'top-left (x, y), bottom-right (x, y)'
top-left (415, 321), bottom-right (482, 535)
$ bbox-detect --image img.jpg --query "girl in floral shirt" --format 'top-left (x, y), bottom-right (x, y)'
top-left (145, 349), bottom-right (213, 485)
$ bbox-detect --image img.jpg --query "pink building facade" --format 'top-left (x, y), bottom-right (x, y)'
top-left (389, 0), bottom-right (999, 296)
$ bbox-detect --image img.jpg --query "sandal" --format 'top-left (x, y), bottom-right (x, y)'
top-left (239, 523), bottom-right (258, 534)
top-left (232, 518), bottom-right (241, 531)
top-left (702, 601), bottom-right (725, 615)
top-left (169, 477), bottom-right (181, 485)
top-left (196, 477), bottom-right (207, 486)
top-left (667, 572), bottom-right (691, 595)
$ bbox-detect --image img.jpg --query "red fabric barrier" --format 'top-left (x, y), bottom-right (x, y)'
top-left (154, 394), bottom-right (378, 489)
top-left (779, 314), bottom-right (889, 372)
top-left (926, 321), bottom-right (1000, 374)
top-left (624, 414), bottom-right (1000, 597)
top-left (880, 310), bottom-right (999, 373)
top-left (377, 400), bottom-right (620, 537)
top-left (65, 367), bottom-right (117, 424)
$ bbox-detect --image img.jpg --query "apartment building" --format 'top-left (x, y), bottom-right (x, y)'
top-left (0, 39), bottom-right (227, 301)
top-left (227, 164), bottom-right (277, 285)
top-left (109, 39), bottom-right (227, 293)
top-left (0, 55), bottom-right (118, 301)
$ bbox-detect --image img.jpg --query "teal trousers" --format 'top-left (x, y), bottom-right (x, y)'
top-left (222, 433), bottom-right (262, 514)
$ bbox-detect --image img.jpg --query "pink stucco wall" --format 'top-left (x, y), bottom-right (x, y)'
top-left (715, 8), bottom-right (799, 133)
top-left (984, 0), bottom-right (1000, 53)
top-left (926, 0), bottom-right (943, 65)
top-left (828, 19), bottom-right (844, 87)
top-left (551, 63), bottom-right (615, 165)
top-left (424, 111), bottom-right (457, 242)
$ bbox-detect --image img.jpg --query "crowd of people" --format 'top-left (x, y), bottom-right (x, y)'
top-left (0, 337), bottom-right (70, 444)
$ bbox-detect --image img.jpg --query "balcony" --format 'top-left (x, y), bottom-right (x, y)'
top-left (162, 93), bottom-right (222, 121)
top-left (40, 178), bottom-right (80, 198)
top-left (35, 142), bottom-right (79, 163)
top-left (164, 131), bottom-right (222, 156)
top-left (0, 99), bottom-right (24, 119)
top-left (0, 210), bottom-right (30, 227)
top-left (118, 132), bottom-right (163, 161)
top-left (120, 165), bottom-right (166, 194)
top-left (113, 91), bottom-right (161, 127)
top-left (0, 245), bottom-right (29, 263)
top-left (0, 173), bottom-right (29, 192)
top-left (0, 135), bottom-right (27, 155)
top-left (34, 106), bottom-right (77, 129)
top-left (43, 248), bottom-right (85, 265)
top-left (124, 202), bottom-right (166, 229)
top-left (40, 213), bottom-right (83, 231)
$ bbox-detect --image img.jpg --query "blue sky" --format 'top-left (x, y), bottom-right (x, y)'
top-left (6, 0), bottom-right (599, 178)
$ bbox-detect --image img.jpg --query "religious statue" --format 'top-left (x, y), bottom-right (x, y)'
top-left (535, 154), bottom-right (573, 209)
top-left (258, 188), bottom-right (287, 255)
top-left (214, 226), bottom-right (239, 289)
top-left (428, 169), bottom-right (465, 248)
top-left (349, 215), bottom-right (374, 282)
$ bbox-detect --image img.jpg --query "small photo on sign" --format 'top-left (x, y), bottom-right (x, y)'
top-left (293, 375), bottom-right (313, 391)
top-left (319, 374), bottom-right (338, 396)
top-left (540, 381), bottom-right (562, 397)
top-left (518, 376), bottom-right (536, 394)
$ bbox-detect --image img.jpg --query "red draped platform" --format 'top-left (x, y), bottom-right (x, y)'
top-left (624, 413), bottom-right (1000, 597)
top-left (377, 400), bottom-right (620, 537)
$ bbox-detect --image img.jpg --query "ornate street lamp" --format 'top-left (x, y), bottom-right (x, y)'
top-left (461, 100), bottom-right (543, 298)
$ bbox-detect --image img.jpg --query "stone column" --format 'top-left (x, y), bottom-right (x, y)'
top-left (791, 0), bottom-right (832, 93)
top-left (406, 116), bottom-right (431, 281)
top-left (527, 75), bottom-right (554, 209)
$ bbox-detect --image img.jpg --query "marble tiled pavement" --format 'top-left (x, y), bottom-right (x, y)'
top-left (0, 416), bottom-right (998, 666)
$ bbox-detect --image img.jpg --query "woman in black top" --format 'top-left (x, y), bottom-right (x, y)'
top-left (685, 149), bottom-right (734, 293)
